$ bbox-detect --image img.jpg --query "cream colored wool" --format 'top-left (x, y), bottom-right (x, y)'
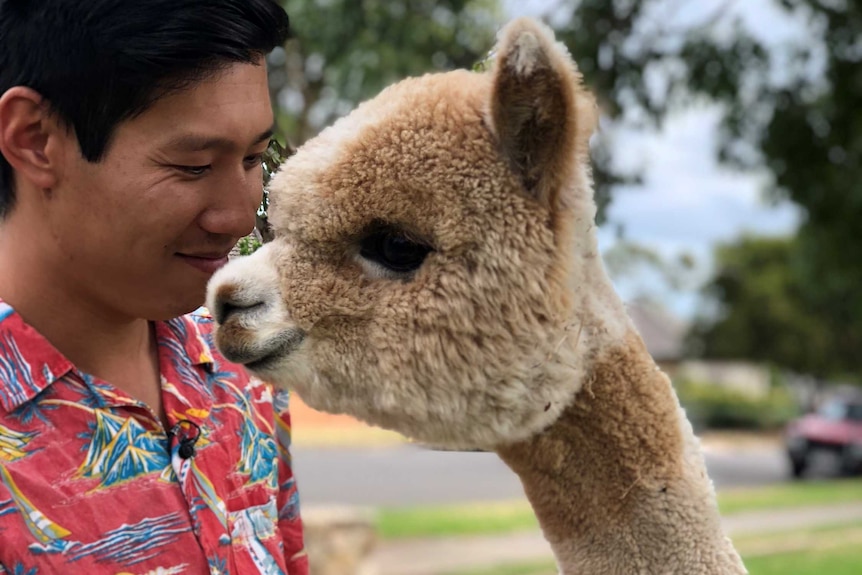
top-left (208, 18), bottom-right (747, 574)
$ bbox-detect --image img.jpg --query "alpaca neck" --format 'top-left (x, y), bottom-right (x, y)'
top-left (496, 330), bottom-right (746, 575)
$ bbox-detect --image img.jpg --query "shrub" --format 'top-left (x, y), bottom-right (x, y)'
top-left (674, 379), bottom-right (799, 431)
top-left (235, 235), bottom-right (263, 256)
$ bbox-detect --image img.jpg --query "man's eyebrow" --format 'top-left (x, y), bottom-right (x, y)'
top-left (164, 128), bottom-right (274, 152)
top-left (254, 128), bottom-right (275, 146)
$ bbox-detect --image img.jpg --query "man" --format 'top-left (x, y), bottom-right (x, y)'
top-left (0, 1), bottom-right (307, 573)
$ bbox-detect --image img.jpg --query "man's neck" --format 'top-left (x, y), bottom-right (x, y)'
top-left (0, 222), bottom-right (166, 426)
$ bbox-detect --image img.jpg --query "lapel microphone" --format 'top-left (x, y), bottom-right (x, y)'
top-left (168, 420), bottom-right (202, 460)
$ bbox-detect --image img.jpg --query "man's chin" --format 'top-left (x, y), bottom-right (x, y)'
top-left (146, 288), bottom-right (208, 321)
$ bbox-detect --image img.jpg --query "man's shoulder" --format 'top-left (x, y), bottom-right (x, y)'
top-left (0, 300), bottom-right (75, 413)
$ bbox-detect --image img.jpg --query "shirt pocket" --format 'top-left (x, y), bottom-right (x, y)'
top-left (226, 494), bottom-right (289, 574)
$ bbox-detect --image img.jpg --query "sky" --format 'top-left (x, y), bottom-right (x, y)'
top-left (500, 0), bottom-right (807, 320)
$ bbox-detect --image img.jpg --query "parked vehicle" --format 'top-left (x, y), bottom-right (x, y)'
top-left (785, 395), bottom-right (862, 478)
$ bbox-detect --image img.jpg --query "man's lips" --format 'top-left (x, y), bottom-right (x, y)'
top-left (177, 252), bottom-right (231, 275)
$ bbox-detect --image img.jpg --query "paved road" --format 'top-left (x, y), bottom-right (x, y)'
top-left (291, 443), bottom-right (794, 507)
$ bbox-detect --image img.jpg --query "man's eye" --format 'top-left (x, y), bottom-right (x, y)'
top-left (244, 153), bottom-right (265, 168)
top-left (175, 165), bottom-right (211, 176)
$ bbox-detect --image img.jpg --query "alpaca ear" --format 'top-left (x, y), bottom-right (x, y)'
top-left (489, 18), bottom-right (596, 208)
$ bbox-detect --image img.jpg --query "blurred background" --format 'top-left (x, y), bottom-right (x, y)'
top-left (259, 1), bottom-right (862, 573)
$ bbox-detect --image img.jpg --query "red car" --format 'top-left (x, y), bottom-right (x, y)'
top-left (785, 396), bottom-right (862, 478)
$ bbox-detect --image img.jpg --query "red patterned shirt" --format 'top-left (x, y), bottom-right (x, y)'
top-left (0, 300), bottom-right (308, 574)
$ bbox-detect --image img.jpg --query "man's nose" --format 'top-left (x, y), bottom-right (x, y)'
top-left (199, 170), bottom-right (262, 239)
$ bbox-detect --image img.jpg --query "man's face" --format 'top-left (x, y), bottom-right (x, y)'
top-left (45, 60), bottom-right (273, 320)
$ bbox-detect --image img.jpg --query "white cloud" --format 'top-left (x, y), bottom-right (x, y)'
top-left (597, 108), bottom-right (800, 318)
top-left (606, 107), bottom-right (799, 245)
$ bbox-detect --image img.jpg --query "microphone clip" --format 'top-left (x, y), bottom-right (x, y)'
top-left (168, 420), bottom-right (202, 460)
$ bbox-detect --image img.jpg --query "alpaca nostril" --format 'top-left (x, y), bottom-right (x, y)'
top-left (216, 301), bottom-right (254, 325)
top-left (213, 284), bottom-right (265, 325)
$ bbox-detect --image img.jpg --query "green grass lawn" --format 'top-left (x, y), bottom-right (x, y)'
top-left (377, 500), bottom-right (538, 539)
top-left (446, 544), bottom-right (862, 575)
top-left (447, 561), bottom-right (556, 575)
top-left (445, 527), bottom-right (862, 575)
top-left (377, 479), bottom-right (862, 540)
top-left (379, 480), bottom-right (862, 575)
top-left (745, 544), bottom-right (862, 575)
top-left (717, 479), bottom-right (862, 515)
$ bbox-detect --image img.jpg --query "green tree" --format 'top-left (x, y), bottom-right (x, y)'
top-left (603, 239), bottom-right (697, 296)
top-left (688, 236), bottom-right (857, 380)
top-left (248, 1), bottom-right (501, 241)
top-left (270, 0), bottom-right (502, 144)
top-left (544, 1), bottom-right (859, 378)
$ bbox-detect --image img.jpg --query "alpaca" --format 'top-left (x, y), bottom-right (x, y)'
top-left (207, 18), bottom-right (747, 574)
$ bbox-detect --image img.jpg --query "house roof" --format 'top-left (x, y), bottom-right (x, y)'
top-left (626, 300), bottom-right (688, 362)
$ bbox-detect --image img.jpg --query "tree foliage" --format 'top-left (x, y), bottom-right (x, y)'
top-left (260, 3), bottom-right (859, 380)
top-left (603, 239), bottom-right (697, 296)
top-left (270, 0), bottom-right (501, 144)
top-left (686, 236), bottom-right (859, 379)
top-left (545, 1), bottom-right (860, 377)
top-left (248, 1), bottom-right (501, 244)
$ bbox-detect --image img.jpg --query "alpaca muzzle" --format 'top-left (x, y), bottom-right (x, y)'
top-left (206, 244), bottom-right (302, 368)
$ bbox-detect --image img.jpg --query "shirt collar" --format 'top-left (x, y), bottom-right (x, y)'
top-left (0, 301), bottom-right (216, 412)
top-left (160, 307), bottom-right (217, 370)
top-left (0, 301), bottom-right (76, 411)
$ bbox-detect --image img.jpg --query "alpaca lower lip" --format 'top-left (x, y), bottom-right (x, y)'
top-left (243, 328), bottom-right (307, 370)
top-left (246, 353), bottom-right (281, 373)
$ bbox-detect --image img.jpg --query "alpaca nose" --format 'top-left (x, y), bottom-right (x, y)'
top-left (208, 276), bottom-right (306, 366)
top-left (211, 286), bottom-right (265, 326)
top-left (205, 244), bottom-right (295, 366)
top-left (206, 243), bottom-right (280, 328)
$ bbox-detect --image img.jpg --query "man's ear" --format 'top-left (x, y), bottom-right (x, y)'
top-left (489, 18), bottom-right (596, 210)
top-left (0, 87), bottom-right (63, 190)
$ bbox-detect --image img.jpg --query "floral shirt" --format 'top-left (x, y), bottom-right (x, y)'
top-left (0, 301), bottom-right (308, 575)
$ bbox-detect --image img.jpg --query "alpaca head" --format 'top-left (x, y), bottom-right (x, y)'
top-left (207, 18), bottom-right (611, 450)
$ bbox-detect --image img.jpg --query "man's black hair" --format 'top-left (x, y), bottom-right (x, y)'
top-left (0, 0), bottom-right (290, 216)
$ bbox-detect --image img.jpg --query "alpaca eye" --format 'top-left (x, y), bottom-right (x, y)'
top-left (359, 230), bottom-right (432, 274)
